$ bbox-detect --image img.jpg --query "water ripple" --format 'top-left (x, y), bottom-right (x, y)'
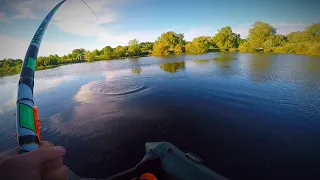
top-left (89, 78), bottom-right (145, 95)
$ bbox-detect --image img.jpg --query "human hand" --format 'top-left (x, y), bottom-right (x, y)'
top-left (0, 141), bottom-right (69, 180)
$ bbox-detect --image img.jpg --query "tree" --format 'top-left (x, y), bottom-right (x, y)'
top-left (287, 31), bottom-right (306, 43)
top-left (185, 36), bottom-right (210, 54)
top-left (113, 46), bottom-right (126, 58)
top-left (262, 35), bottom-right (287, 52)
top-left (213, 26), bottom-right (238, 51)
top-left (85, 51), bottom-right (95, 62)
top-left (93, 49), bottom-right (101, 56)
top-left (72, 48), bottom-right (85, 59)
top-left (140, 42), bottom-right (154, 52)
top-left (67, 54), bottom-right (73, 60)
top-left (128, 39), bottom-right (142, 57)
top-left (239, 42), bottom-right (253, 52)
top-left (304, 23), bottom-right (320, 42)
top-left (174, 44), bottom-right (183, 54)
top-left (153, 31), bottom-right (185, 56)
top-left (248, 22), bottom-right (276, 49)
top-left (103, 46), bottom-right (113, 60)
top-left (47, 54), bottom-right (60, 65)
top-left (153, 41), bottom-right (170, 56)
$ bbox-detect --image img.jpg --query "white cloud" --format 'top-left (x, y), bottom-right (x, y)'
top-left (184, 28), bottom-right (217, 41)
top-left (273, 23), bottom-right (308, 35)
top-left (0, 36), bottom-right (77, 59)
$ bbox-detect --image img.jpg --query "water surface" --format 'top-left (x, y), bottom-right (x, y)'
top-left (0, 53), bottom-right (320, 180)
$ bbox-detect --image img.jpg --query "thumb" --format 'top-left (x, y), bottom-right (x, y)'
top-left (18, 146), bottom-right (66, 167)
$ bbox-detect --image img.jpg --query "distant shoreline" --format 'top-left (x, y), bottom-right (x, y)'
top-left (1, 51), bottom-right (318, 78)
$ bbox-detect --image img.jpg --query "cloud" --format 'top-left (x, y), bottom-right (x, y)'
top-left (0, 36), bottom-right (76, 59)
top-left (273, 23), bottom-right (308, 35)
top-left (0, 0), bottom-right (312, 58)
top-left (184, 28), bottom-right (217, 41)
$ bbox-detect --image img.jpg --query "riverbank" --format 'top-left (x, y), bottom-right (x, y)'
top-left (1, 51), bottom-right (319, 77)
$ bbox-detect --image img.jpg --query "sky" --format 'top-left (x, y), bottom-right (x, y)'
top-left (0, 0), bottom-right (319, 59)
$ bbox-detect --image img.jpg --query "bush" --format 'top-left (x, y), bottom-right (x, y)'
top-left (239, 42), bottom-right (253, 52)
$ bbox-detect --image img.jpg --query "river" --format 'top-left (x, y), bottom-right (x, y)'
top-left (0, 52), bottom-right (320, 179)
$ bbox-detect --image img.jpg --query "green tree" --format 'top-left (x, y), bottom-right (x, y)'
top-left (287, 32), bottom-right (306, 43)
top-left (153, 41), bottom-right (170, 56)
top-left (72, 48), bottom-right (85, 59)
top-left (103, 46), bottom-right (113, 60)
top-left (85, 51), bottom-right (95, 62)
top-left (153, 31), bottom-right (185, 56)
top-left (113, 46), bottom-right (126, 58)
top-left (93, 49), bottom-right (101, 56)
top-left (185, 36), bottom-right (210, 54)
top-left (239, 42), bottom-right (253, 52)
top-left (174, 44), bottom-right (183, 54)
top-left (213, 26), bottom-right (238, 51)
top-left (128, 39), bottom-right (142, 57)
top-left (46, 54), bottom-right (60, 65)
top-left (304, 23), bottom-right (320, 42)
top-left (36, 56), bottom-right (46, 66)
top-left (248, 21), bottom-right (276, 49)
top-left (140, 42), bottom-right (154, 52)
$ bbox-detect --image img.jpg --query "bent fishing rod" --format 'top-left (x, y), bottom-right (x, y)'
top-left (16, 0), bottom-right (97, 153)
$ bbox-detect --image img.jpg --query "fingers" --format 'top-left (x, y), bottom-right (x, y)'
top-left (40, 141), bottom-right (54, 148)
top-left (40, 141), bottom-right (65, 170)
top-left (18, 146), bottom-right (66, 167)
top-left (0, 147), bottom-right (19, 162)
top-left (43, 158), bottom-right (63, 170)
top-left (42, 165), bottom-right (69, 180)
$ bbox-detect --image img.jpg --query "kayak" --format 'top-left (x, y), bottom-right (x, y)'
top-left (70, 142), bottom-right (228, 180)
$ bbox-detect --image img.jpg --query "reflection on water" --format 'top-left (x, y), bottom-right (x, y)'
top-left (131, 67), bottom-right (142, 75)
top-left (159, 61), bottom-right (186, 73)
top-left (245, 53), bottom-right (276, 83)
top-left (194, 59), bottom-right (212, 64)
top-left (0, 53), bottom-right (320, 180)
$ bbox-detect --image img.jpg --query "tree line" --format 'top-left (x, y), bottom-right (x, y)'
top-left (0, 21), bottom-right (319, 76)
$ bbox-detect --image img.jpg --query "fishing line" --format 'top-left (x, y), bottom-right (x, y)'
top-left (80, 0), bottom-right (99, 20)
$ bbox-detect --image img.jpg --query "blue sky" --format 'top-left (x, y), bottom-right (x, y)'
top-left (0, 0), bottom-right (319, 59)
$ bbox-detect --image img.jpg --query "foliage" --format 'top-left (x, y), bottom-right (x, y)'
top-left (85, 51), bottom-right (95, 62)
top-left (72, 48), bottom-right (85, 59)
top-left (239, 42), bottom-right (253, 52)
top-left (103, 46), bottom-right (113, 60)
top-left (128, 39), bottom-right (142, 57)
top-left (113, 46), bottom-right (126, 58)
top-left (153, 31), bottom-right (185, 56)
top-left (185, 36), bottom-right (213, 54)
top-left (0, 59), bottom-right (22, 76)
top-left (174, 44), bottom-right (183, 54)
top-left (140, 42), bottom-right (154, 52)
top-left (248, 21), bottom-right (276, 49)
top-left (93, 49), bottom-right (102, 56)
top-left (213, 26), bottom-right (239, 51)
top-left (1, 22), bottom-right (319, 77)
top-left (153, 41), bottom-right (170, 56)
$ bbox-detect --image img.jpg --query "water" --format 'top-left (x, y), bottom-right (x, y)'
top-left (0, 53), bottom-right (320, 179)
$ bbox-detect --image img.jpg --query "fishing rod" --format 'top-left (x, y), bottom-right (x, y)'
top-left (16, 0), bottom-right (97, 153)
